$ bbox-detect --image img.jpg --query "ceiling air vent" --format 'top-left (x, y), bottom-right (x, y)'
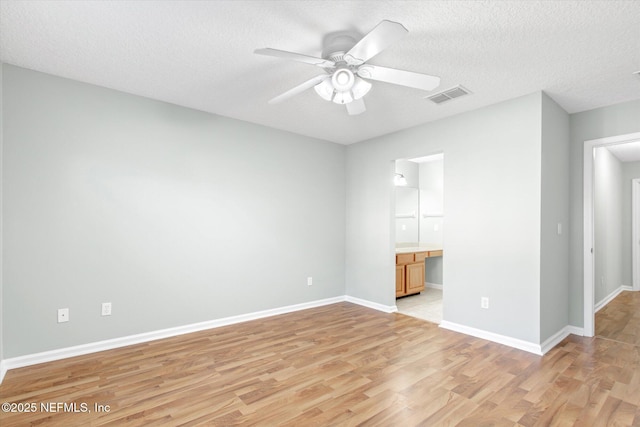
top-left (426, 85), bottom-right (471, 105)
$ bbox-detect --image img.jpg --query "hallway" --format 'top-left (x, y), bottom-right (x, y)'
top-left (595, 290), bottom-right (640, 346)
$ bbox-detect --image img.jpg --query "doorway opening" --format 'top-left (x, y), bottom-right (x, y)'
top-left (393, 153), bottom-right (444, 324)
top-left (584, 132), bottom-right (640, 337)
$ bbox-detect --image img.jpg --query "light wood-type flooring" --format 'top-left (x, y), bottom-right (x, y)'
top-left (596, 290), bottom-right (640, 347)
top-left (2, 302), bottom-right (640, 426)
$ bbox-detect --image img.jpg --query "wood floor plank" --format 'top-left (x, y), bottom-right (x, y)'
top-left (2, 302), bottom-right (640, 426)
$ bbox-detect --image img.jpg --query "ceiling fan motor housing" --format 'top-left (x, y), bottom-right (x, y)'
top-left (322, 33), bottom-right (358, 59)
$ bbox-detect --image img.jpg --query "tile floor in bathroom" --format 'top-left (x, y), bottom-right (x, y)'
top-left (395, 287), bottom-right (442, 324)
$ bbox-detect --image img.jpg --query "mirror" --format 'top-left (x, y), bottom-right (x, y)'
top-left (395, 187), bottom-right (419, 243)
top-left (395, 154), bottom-right (444, 245)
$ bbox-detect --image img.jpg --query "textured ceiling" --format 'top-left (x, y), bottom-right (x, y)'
top-left (1, 1), bottom-right (639, 144)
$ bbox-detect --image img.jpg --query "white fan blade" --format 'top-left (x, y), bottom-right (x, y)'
top-left (357, 64), bottom-right (440, 91)
top-left (268, 75), bottom-right (329, 104)
top-left (346, 98), bottom-right (366, 115)
top-left (255, 48), bottom-right (335, 69)
top-left (344, 20), bottom-right (408, 65)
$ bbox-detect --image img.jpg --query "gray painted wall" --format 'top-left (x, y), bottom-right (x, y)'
top-left (2, 65), bottom-right (346, 358)
top-left (3, 58), bottom-right (638, 360)
top-left (540, 93), bottom-right (570, 342)
top-left (568, 100), bottom-right (640, 327)
top-left (621, 161), bottom-right (640, 287)
top-left (594, 147), bottom-right (624, 303)
top-left (346, 92), bottom-right (543, 343)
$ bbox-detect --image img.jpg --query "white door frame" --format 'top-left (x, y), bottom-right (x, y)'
top-left (584, 132), bottom-right (640, 337)
top-left (633, 178), bottom-right (640, 291)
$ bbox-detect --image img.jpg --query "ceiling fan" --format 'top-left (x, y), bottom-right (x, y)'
top-left (255, 20), bottom-right (441, 115)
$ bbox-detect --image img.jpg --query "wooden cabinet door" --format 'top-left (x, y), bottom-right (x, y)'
top-left (406, 262), bottom-right (425, 294)
top-left (395, 265), bottom-right (405, 297)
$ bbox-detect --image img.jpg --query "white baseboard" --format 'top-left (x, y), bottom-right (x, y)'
top-left (425, 282), bottom-right (442, 290)
top-left (439, 321), bottom-right (586, 356)
top-left (0, 294), bottom-right (401, 383)
top-left (344, 295), bottom-right (397, 313)
top-left (595, 285), bottom-right (633, 313)
top-left (440, 321), bottom-right (543, 355)
top-left (565, 325), bottom-right (585, 336)
top-left (0, 296), bottom-right (346, 377)
top-left (0, 360), bottom-right (7, 384)
top-left (0, 292), bottom-right (590, 385)
top-left (541, 326), bottom-right (573, 354)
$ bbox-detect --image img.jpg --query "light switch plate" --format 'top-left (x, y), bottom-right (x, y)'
top-left (58, 308), bottom-right (69, 323)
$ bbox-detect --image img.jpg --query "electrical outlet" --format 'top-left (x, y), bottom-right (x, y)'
top-left (307, 277), bottom-right (313, 286)
top-left (58, 308), bottom-right (69, 323)
top-left (101, 302), bottom-right (112, 316)
top-left (481, 297), bottom-right (489, 309)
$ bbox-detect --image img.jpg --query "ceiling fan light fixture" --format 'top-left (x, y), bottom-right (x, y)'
top-left (331, 68), bottom-right (355, 91)
top-left (352, 77), bottom-right (372, 100)
top-left (333, 90), bottom-right (354, 105)
top-left (314, 79), bottom-right (334, 101)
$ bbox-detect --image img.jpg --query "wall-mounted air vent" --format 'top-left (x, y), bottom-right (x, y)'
top-left (426, 85), bottom-right (471, 105)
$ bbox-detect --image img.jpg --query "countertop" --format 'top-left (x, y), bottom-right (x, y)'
top-left (395, 245), bottom-right (443, 254)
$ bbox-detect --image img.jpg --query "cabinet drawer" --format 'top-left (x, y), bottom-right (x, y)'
top-left (414, 252), bottom-right (427, 262)
top-left (428, 250), bottom-right (443, 257)
top-left (396, 253), bottom-right (414, 265)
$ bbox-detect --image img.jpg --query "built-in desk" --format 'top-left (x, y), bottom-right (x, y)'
top-left (395, 247), bottom-right (443, 297)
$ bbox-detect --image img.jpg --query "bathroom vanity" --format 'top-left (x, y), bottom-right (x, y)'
top-left (395, 246), bottom-right (443, 297)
